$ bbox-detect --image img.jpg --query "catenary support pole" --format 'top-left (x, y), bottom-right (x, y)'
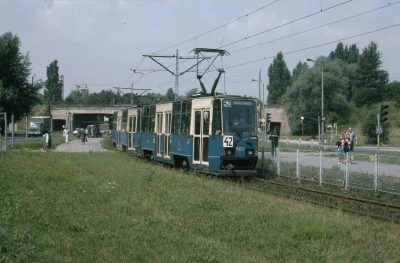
top-left (175, 49), bottom-right (179, 100)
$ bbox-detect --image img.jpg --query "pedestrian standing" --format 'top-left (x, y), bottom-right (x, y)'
top-left (269, 126), bottom-right (279, 157)
top-left (348, 127), bottom-right (355, 161)
top-left (63, 128), bottom-right (69, 143)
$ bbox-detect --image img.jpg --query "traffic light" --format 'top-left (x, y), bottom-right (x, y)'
top-left (380, 104), bottom-right (389, 123)
top-left (266, 113), bottom-right (271, 123)
top-left (331, 120), bottom-right (334, 127)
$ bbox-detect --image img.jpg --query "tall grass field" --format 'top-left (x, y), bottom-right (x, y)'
top-left (1, 150), bottom-right (400, 262)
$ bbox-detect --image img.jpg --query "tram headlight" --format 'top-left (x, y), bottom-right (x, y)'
top-left (226, 149), bottom-right (233, 155)
top-left (246, 149), bottom-right (254, 156)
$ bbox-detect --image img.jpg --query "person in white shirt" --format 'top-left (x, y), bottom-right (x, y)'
top-left (63, 127), bottom-right (69, 143)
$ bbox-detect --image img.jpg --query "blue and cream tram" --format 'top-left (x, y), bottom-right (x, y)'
top-left (112, 94), bottom-right (259, 176)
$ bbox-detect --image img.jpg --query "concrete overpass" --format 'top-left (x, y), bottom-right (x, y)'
top-left (48, 105), bottom-right (290, 133)
top-left (50, 106), bottom-right (130, 131)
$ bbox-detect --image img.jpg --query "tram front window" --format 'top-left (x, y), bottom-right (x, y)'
top-left (222, 100), bottom-right (257, 135)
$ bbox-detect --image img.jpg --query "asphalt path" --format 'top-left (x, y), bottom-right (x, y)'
top-left (259, 138), bottom-right (400, 153)
top-left (261, 151), bottom-right (400, 178)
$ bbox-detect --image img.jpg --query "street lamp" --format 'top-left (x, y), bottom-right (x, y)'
top-left (307, 58), bottom-right (324, 146)
top-left (252, 77), bottom-right (266, 141)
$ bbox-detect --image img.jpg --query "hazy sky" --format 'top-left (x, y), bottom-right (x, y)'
top-left (1, 0), bottom-right (399, 101)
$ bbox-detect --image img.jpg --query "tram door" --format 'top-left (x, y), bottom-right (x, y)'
top-left (164, 112), bottom-right (171, 159)
top-left (156, 112), bottom-right (163, 157)
top-left (193, 109), bottom-right (210, 166)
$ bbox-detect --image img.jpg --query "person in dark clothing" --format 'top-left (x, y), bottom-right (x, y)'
top-left (48, 131), bottom-right (52, 150)
top-left (269, 126), bottom-right (279, 157)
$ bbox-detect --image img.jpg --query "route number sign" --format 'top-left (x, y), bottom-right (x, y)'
top-left (223, 136), bottom-right (233, 147)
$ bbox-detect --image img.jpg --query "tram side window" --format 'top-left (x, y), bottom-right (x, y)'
top-left (213, 99), bottom-right (222, 134)
top-left (172, 102), bottom-right (181, 134)
top-left (149, 105), bottom-right (156, 133)
top-left (142, 106), bottom-right (150, 132)
top-left (137, 110), bottom-right (142, 132)
top-left (122, 111), bottom-right (128, 131)
top-left (132, 117), bottom-right (136, 132)
top-left (181, 101), bottom-right (191, 134)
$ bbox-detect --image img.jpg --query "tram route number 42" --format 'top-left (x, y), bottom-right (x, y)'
top-left (223, 136), bottom-right (234, 147)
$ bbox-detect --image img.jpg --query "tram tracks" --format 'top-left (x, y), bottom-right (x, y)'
top-left (238, 179), bottom-right (400, 223)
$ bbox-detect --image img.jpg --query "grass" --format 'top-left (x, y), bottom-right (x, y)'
top-left (1, 151), bottom-right (400, 262)
top-left (100, 136), bottom-right (113, 150)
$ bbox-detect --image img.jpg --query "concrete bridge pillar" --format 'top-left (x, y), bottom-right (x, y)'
top-left (66, 113), bottom-right (73, 131)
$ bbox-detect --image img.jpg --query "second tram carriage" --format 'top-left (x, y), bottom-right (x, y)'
top-left (112, 94), bottom-right (259, 176)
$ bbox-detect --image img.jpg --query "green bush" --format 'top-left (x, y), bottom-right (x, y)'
top-left (361, 110), bottom-right (391, 144)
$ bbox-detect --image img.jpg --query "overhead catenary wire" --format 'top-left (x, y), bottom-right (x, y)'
top-left (218, 23), bottom-right (400, 71)
top-left (230, 1), bottom-right (400, 53)
top-left (151, 0), bottom-right (281, 55)
top-left (219, 0), bottom-right (353, 49)
top-left (143, 0), bottom-right (353, 80)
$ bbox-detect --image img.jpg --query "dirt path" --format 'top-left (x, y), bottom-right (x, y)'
top-left (54, 138), bottom-right (109, 152)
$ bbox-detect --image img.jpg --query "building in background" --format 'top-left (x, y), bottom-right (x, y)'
top-left (70, 84), bottom-right (89, 96)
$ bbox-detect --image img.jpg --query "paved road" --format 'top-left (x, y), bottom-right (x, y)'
top-left (259, 138), bottom-right (400, 153)
top-left (54, 138), bottom-right (109, 152)
top-left (261, 151), bottom-right (400, 177)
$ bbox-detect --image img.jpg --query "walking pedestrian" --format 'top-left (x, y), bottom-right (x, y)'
top-left (63, 127), bottom-right (69, 144)
top-left (81, 128), bottom-right (87, 145)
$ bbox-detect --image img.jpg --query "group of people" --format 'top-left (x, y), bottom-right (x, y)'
top-left (63, 126), bottom-right (89, 145)
top-left (336, 127), bottom-right (355, 164)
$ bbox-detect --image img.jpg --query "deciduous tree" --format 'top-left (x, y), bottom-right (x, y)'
top-left (0, 32), bottom-right (40, 129)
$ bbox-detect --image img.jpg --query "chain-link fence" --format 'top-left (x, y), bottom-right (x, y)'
top-left (258, 146), bottom-right (400, 195)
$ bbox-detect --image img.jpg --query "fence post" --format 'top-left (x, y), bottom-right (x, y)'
top-left (261, 146), bottom-right (265, 176)
top-left (374, 153), bottom-right (378, 192)
top-left (277, 147), bottom-right (281, 176)
top-left (296, 149), bottom-right (300, 180)
top-left (319, 150), bottom-right (323, 186)
top-left (345, 152), bottom-right (349, 192)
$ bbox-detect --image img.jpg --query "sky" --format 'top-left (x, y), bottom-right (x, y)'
top-left (1, 0), bottom-right (399, 101)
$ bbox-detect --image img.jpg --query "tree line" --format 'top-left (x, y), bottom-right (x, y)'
top-left (266, 41), bottom-right (399, 143)
top-left (63, 87), bottom-right (200, 106)
top-left (0, 32), bottom-right (64, 132)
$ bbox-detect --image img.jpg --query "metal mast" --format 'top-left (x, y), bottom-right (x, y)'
top-left (175, 49), bottom-right (179, 100)
top-left (138, 50), bottom-right (213, 99)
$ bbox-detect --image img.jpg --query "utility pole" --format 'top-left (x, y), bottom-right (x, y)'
top-left (263, 83), bottom-right (266, 141)
top-left (130, 83), bottom-right (133, 107)
top-left (259, 68), bottom-right (262, 122)
top-left (377, 113), bottom-right (380, 154)
top-left (175, 49), bottom-right (179, 100)
top-left (321, 66), bottom-right (324, 146)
